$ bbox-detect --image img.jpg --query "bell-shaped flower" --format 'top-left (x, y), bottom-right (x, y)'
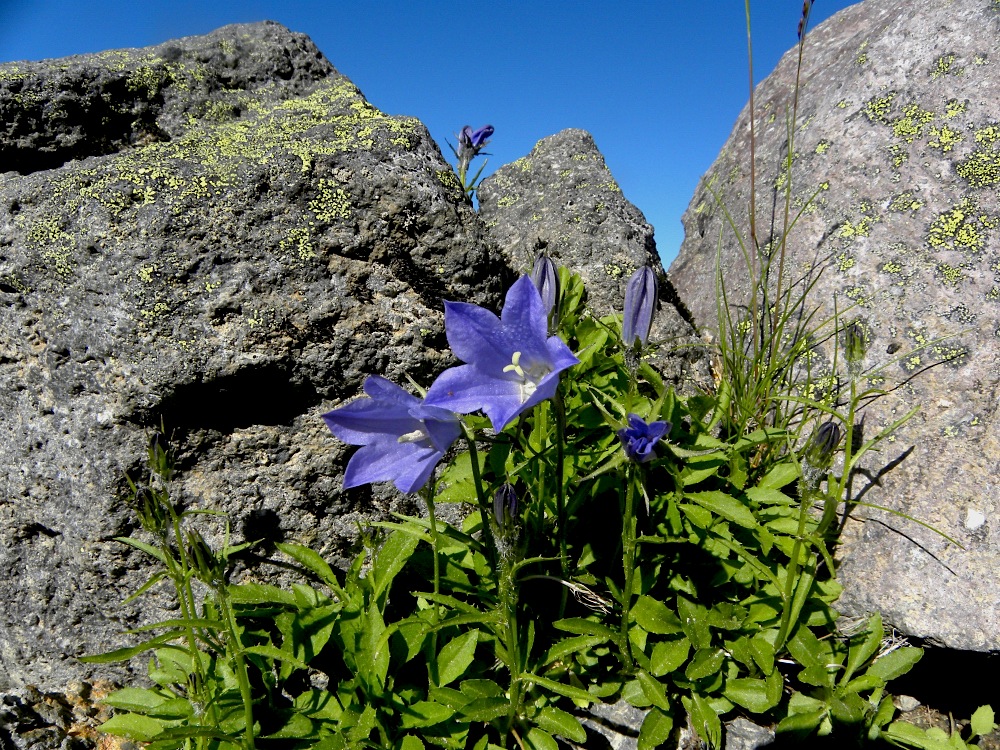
top-left (622, 266), bottom-right (658, 348)
top-left (456, 124), bottom-right (494, 173)
top-left (424, 276), bottom-right (579, 431)
top-left (322, 375), bottom-right (462, 494)
top-left (617, 413), bottom-right (670, 463)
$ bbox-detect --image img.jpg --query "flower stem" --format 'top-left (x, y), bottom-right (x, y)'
top-left (620, 464), bottom-right (638, 672)
top-left (463, 425), bottom-right (498, 575)
top-left (422, 477), bottom-right (442, 685)
top-left (218, 589), bottom-right (255, 749)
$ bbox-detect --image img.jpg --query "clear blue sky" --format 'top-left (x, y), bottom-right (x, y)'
top-left (0, 1), bottom-right (858, 265)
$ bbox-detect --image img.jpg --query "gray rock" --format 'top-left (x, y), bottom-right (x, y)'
top-left (0, 21), bottom-right (511, 692)
top-left (478, 128), bottom-right (710, 393)
top-left (669, 0), bottom-right (1000, 649)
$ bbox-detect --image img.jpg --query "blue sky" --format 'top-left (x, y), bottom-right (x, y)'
top-left (0, 1), bottom-right (858, 265)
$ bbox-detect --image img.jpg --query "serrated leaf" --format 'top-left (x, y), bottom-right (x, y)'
top-left (536, 706), bottom-right (586, 743)
top-left (79, 630), bottom-right (182, 664)
top-left (228, 582), bottom-right (297, 606)
top-left (868, 646), bottom-right (922, 682)
top-left (98, 713), bottom-right (169, 742)
top-left (553, 617), bottom-right (617, 638)
top-left (746, 486), bottom-right (796, 506)
top-left (631, 595), bottom-right (683, 635)
top-left (113, 536), bottom-right (167, 564)
top-left (686, 491), bottom-right (757, 528)
top-left (638, 707), bottom-right (674, 750)
top-left (399, 701), bottom-right (454, 728)
top-left (683, 693), bottom-right (721, 748)
top-left (543, 635), bottom-right (608, 666)
top-left (758, 463), bottom-right (799, 490)
top-left (459, 696), bottom-right (509, 722)
top-left (649, 637), bottom-right (690, 677)
top-left (372, 531), bottom-right (419, 602)
top-left (637, 670), bottom-right (670, 711)
top-left (460, 679), bottom-right (504, 699)
top-left (436, 629), bottom-right (479, 687)
top-left (685, 647), bottom-right (725, 681)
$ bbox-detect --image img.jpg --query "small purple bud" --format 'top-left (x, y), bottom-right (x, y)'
top-left (459, 125), bottom-right (474, 148)
top-left (530, 253), bottom-right (559, 320)
top-left (622, 266), bottom-right (658, 348)
top-left (804, 421), bottom-right (842, 471)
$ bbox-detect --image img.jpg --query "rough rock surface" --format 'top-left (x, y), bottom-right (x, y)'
top-left (0, 21), bottom-right (513, 692)
top-left (670, 0), bottom-right (1000, 649)
top-left (478, 129), bottom-right (709, 392)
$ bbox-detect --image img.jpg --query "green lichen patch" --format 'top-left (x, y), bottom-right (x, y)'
top-left (308, 179), bottom-right (351, 223)
top-left (839, 201), bottom-right (881, 240)
top-left (930, 53), bottom-right (964, 79)
top-left (888, 191), bottom-right (924, 213)
top-left (927, 124), bottom-right (964, 153)
top-left (935, 261), bottom-right (968, 286)
top-left (927, 197), bottom-right (993, 254)
top-left (956, 124), bottom-right (1000, 187)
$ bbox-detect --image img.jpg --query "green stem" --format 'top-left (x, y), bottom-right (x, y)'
top-left (620, 464), bottom-right (638, 672)
top-left (775, 476), bottom-right (814, 649)
top-left (423, 478), bottom-right (442, 686)
top-left (500, 557), bottom-right (523, 732)
top-left (463, 425), bottom-right (498, 576)
top-left (219, 590), bottom-right (255, 749)
top-left (554, 392), bottom-right (568, 576)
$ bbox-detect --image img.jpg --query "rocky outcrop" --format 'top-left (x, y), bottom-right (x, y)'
top-left (0, 21), bottom-right (513, 692)
top-left (478, 129), bottom-right (708, 392)
top-left (670, 0), bottom-right (1000, 649)
top-left (0, 21), bottom-right (705, 707)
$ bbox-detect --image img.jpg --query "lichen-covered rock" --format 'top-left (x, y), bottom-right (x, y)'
top-left (0, 22), bottom-right (512, 691)
top-left (478, 128), bottom-right (709, 392)
top-left (670, 0), bottom-right (1000, 649)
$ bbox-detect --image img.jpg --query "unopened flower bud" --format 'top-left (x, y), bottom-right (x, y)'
top-left (186, 530), bottom-right (224, 585)
top-left (622, 266), bottom-right (658, 349)
top-left (530, 253), bottom-right (560, 325)
top-left (804, 421), bottom-right (842, 473)
top-left (493, 483), bottom-right (518, 529)
top-left (843, 321), bottom-right (869, 376)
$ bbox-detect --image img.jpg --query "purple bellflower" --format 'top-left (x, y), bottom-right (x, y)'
top-left (425, 276), bottom-right (579, 432)
top-left (622, 266), bottom-right (658, 348)
top-left (617, 413), bottom-right (670, 463)
top-left (457, 124), bottom-right (494, 173)
top-left (322, 375), bottom-right (462, 494)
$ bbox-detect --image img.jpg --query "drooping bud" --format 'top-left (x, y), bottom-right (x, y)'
top-left (843, 320), bottom-right (869, 377)
top-left (622, 266), bottom-right (658, 349)
top-left (530, 253), bottom-right (560, 326)
top-left (803, 421), bottom-right (842, 474)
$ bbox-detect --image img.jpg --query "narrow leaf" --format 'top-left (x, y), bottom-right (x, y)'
top-left (436, 629), bottom-right (479, 687)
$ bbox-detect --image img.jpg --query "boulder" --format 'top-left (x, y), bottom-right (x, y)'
top-left (0, 21), bottom-right (513, 691)
top-left (669, 0), bottom-right (1000, 649)
top-left (478, 128), bottom-right (709, 392)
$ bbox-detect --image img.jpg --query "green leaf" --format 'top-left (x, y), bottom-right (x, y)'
top-left (638, 708), bottom-right (674, 750)
top-left (459, 697), bottom-right (509, 722)
top-left (398, 736), bottom-right (426, 750)
top-left (685, 648), bottom-right (726, 681)
top-left (882, 722), bottom-right (957, 750)
top-left (122, 571), bottom-right (168, 605)
top-left (276, 542), bottom-right (343, 591)
top-left (631, 595), bottom-right (683, 635)
top-left (399, 701), bottom-right (454, 728)
top-left (460, 679), bottom-right (504, 699)
top-left (79, 630), bottom-right (183, 664)
top-left (436, 629), bottom-right (479, 687)
top-left (242, 645), bottom-right (309, 670)
top-left (536, 706), bottom-right (587, 743)
top-left (113, 536), bottom-right (167, 565)
top-left (724, 673), bottom-right (781, 713)
top-left (746, 487), bottom-right (796, 506)
top-left (637, 670), bottom-right (670, 711)
top-left (228, 582), bottom-right (298, 606)
top-left (758, 463), bottom-right (799, 490)
top-left (543, 635), bottom-right (608, 666)
top-left (750, 634), bottom-right (775, 674)
top-left (372, 531), bottom-right (420, 602)
top-left (524, 728), bottom-right (559, 750)
top-left (683, 693), bottom-right (721, 748)
top-left (553, 617), bottom-right (617, 638)
top-left (649, 637), bottom-right (690, 677)
top-left (262, 712), bottom-right (315, 739)
top-left (971, 705), bottom-right (996, 738)
top-left (685, 491), bottom-right (757, 528)
top-left (101, 687), bottom-right (175, 714)
top-left (777, 709), bottom-right (827, 735)
top-left (868, 646), bottom-right (922, 682)
top-left (525, 674), bottom-right (596, 705)
top-left (97, 713), bottom-right (168, 742)
top-left (842, 612), bottom-right (883, 685)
